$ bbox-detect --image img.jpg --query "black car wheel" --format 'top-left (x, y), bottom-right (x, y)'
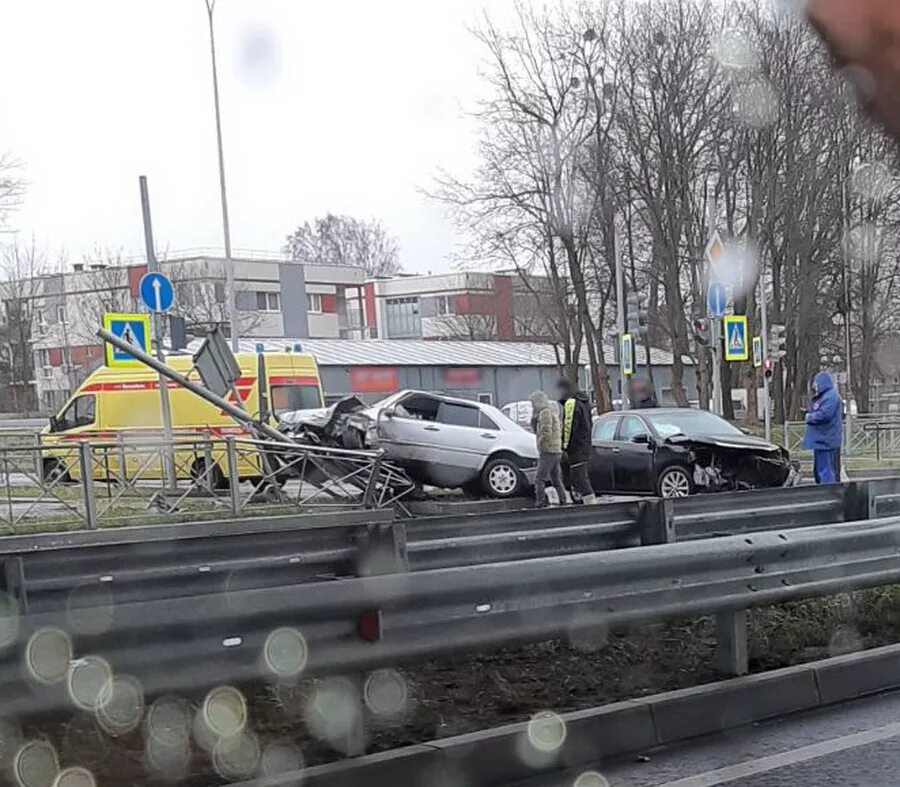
top-left (657, 465), bottom-right (692, 498)
top-left (481, 455), bottom-right (524, 498)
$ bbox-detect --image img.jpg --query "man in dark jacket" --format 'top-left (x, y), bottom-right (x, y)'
top-left (804, 371), bottom-right (842, 484)
top-left (556, 377), bottom-right (597, 504)
top-left (628, 377), bottom-right (659, 410)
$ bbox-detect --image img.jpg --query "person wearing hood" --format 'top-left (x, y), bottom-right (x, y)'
top-left (628, 377), bottom-right (659, 410)
top-left (556, 377), bottom-right (597, 504)
top-left (804, 371), bottom-right (843, 484)
top-left (529, 391), bottom-right (568, 507)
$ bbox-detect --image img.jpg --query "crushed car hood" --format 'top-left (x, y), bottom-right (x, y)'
top-left (666, 433), bottom-right (783, 452)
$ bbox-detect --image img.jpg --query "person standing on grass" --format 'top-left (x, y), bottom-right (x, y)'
top-left (804, 370), bottom-right (843, 484)
top-left (529, 391), bottom-right (568, 507)
top-left (556, 377), bottom-right (598, 505)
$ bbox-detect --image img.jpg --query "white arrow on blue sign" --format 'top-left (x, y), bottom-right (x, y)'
top-left (707, 281), bottom-right (728, 318)
top-left (139, 272), bottom-right (175, 313)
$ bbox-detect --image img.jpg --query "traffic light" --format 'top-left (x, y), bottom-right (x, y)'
top-left (693, 317), bottom-right (710, 346)
top-left (769, 324), bottom-right (787, 359)
top-left (764, 357), bottom-right (775, 380)
top-left (626, 292), bottom-right (649, 338)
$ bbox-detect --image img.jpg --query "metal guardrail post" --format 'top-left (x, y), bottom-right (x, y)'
top-left (842, 482), bottom-right (872, 522)
top-left (78, 442), bottom-right (98, 530)
top-left (355, 522), bottom-right (409, 577)
top-left (637, 499), bottom-right (674, 545)
top-left (713, 610), bottom-right (748, 676)
top-left (225, 437), bottom-right (241, 515)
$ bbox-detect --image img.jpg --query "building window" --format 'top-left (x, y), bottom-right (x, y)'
top-left (214, 282), bottom-right (226, 304)
top-left (385, 297), bottom-right (421, 338)
top-left (37, 349), bottom-right (50, 367)
top-left (256, 292), bottom-right (281, 312)
top-left (436, 295), bottom-right (452, 316)
top-left (56, 305), bottom-right (66, 323)
top-left (307, 293), bottom-right (323, 313)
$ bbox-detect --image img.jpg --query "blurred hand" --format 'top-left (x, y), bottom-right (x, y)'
top-left (807, 0), bottom-right (900, 138)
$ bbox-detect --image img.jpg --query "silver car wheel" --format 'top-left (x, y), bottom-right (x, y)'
top-left (659, 467), bottom-right (691, 498)
top-left (488, 463), bottom-right (518, 495)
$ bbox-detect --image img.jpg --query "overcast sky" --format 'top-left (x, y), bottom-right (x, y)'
top-left (0, 0), bottom-right (516, 272)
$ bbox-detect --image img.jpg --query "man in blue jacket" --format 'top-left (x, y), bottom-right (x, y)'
top-left (804, 371), bottom-right (843, 484)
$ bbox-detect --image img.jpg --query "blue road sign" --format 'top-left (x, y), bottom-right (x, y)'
top-left (707, 280), bottom-right (728, 318)
top-left (103, 312), bottom-right (151, 367)
top-left (139, 272), bottom-right (175, 313)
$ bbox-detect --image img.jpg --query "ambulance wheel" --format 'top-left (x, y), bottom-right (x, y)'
top-left (42, 458), bottom-right (71, 485)
top-left (190, 458), bottom-right (228, 491)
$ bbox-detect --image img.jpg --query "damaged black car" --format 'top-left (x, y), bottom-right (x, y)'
top-left (589, 408), bottom-right (799, 498)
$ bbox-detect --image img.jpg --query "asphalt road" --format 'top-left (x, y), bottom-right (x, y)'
top-left (513, 689), bottom-right (900, 787)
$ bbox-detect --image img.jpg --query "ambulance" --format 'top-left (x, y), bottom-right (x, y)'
top-left (40, 351), bottom-right (324, 485)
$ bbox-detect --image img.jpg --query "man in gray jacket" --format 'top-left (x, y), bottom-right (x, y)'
top-left (530, 390), bottom-right (569, 507)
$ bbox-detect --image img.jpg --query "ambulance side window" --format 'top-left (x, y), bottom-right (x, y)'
top-left (271, 385), bottom-right (322, 416)
top-left (55, 395), bottom-right (96, 431)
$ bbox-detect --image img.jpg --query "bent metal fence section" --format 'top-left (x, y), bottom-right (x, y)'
top-left (0, 435), bottom-right (414, 532)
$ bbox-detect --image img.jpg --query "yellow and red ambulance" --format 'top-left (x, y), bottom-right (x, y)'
top-left (40, 351), bottom-right (324, 485)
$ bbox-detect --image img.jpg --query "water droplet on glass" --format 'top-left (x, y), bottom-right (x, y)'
top-left (212, 730), bottom-right (261, 781)
top-left (51, 766), bottom-right (96, 787)
top-left (14, 740), bottom-right (59, 787)
top-left (851, 162), bottom-right (895, 203)
top-left (732, 78), bottom-right (779, 128)
top-left (66, 584), bottom-right (114, 636)
top-left (260, 740), bottom-right (304, 780)
top-left (574, 772), bottom-right (610, 787)
top-left (713, 29), bottom-right (760, 72)
top-left (713, 241), bottom-right (760, 300)
top-left (838, 65), bottom-right (877, 107)
top-left (25, 628), bottom-right (72, 685)
top-left (844, 223), bottom-right (883, 265)
top-left (364, 669), bottom-right (408, 718)
top-left (96, 675), bottom-right (144, 736)
top-left (202, 686), bottom-right (247, 740)
top-left (67, 656), bottom-right (113, 712)
top-left (304, 677), bottom-right (363, 752)
top-left (263, 627), bottom-right (308, 679)
top-left (145, 696), bottom-right (191, 748)
top-left (527, 711), bottom-right (567, 753)
top-left (475, 603), bottom-right (492, 613)
top-left (0, 592), bottom-right (20, 650)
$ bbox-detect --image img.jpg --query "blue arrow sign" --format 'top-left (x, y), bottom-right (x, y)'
top-left (707, 281), bottom-right (728, 318)
top-left (139, 272), bottom-right (175, 313)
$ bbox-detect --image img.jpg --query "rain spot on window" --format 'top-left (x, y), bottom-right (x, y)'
top-left (526, 710), bottom-right (567, 753)
top-left (25, 627), bottom-right (72, 685)
top-left (850, 162), bottom-right (895, 204)
top-left (364, 669), bottom-right (409, 718)
top-left (574, 772), bottom-right (611, 787)
top-left (51, 766), bottom-right (97, 787)
top-left (0, 592), bottom-right (20, 650)
top-left (13, 740), bottom-right (59, 787)
top-left (303, 677), bottom-right (364, 754)
top-left (65, 584), bottom-right (114, 636)
top-left (201, 685), bottom-right (248, 740)
top-left (713, 29), bottom-right (760, 73)
top-left (95, 675), bottom-right (145, 737)
top-left (212, 730), bottom-right (261, 781)
top-left (260, 740), bottom-right (304, 781)
top-left (731, 78), bottom-right (780, 129)
top-left (263, 627), bottom-right (308, 679)
top-left (66, 655), bottom-right (114, 712)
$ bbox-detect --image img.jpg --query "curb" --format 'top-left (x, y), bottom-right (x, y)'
top-left (233, 642), bottom-right (900, 787)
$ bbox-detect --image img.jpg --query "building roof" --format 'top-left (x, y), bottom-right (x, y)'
top-left (201, 338), bottom-right (688, 368)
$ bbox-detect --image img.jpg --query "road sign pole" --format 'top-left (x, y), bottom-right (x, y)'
top-left (139, 176), bottom-right (177, 492)
top-left (615, 227), bottom-right (629, 411)
top-left (711, 317), bottom-right (723, 416)
top-left (758, 254), bottom-right (772, 442)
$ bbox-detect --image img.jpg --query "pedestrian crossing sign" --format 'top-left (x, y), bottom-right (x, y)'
top-left (724, 315), bottom-right (749, 362)
top-left (103, 312), bottom-right (151, 367)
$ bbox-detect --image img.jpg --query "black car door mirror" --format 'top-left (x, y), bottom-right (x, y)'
top-left (631, 432), bottom-right (651, 445)
top-left (49, 415), bottom-right (59, 432)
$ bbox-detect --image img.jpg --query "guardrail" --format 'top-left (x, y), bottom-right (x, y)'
top-left (4, 514), bottom-right (900, 718)
top-left (0, 482), bottom-right (885, 642)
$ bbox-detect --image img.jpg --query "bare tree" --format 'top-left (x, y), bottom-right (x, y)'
top-left (284, 214), bottom-right (401, 277)
top-left (433, 312), bottom-right (498, 340)
top-left (0, 238), bottom-right (51, 410)
top-left (0, 155), bottom-right (25, 231)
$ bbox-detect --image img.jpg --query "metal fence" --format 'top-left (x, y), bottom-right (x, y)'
top-left (0, 435), bottom-right (413, 532)
top-left (784, 414), bottom-right (900, 458)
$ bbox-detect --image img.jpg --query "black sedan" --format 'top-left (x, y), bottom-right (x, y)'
top-left (588, 408), bottom-right (796, 498)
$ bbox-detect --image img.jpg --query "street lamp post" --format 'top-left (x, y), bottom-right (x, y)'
top-left (204, 0), bottom-right (239, 352)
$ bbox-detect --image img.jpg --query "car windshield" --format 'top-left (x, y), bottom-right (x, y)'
top-left (645, 410), bottom-right (743, 438)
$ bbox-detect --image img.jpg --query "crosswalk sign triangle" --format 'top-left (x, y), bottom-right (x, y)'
top-left (121, 322), bottom-right (138, 346)
top-left (729, 324), bottom-right (744, 350)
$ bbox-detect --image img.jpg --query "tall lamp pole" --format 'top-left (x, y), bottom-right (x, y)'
top-left (204, 0), bottom-right (239, 352)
